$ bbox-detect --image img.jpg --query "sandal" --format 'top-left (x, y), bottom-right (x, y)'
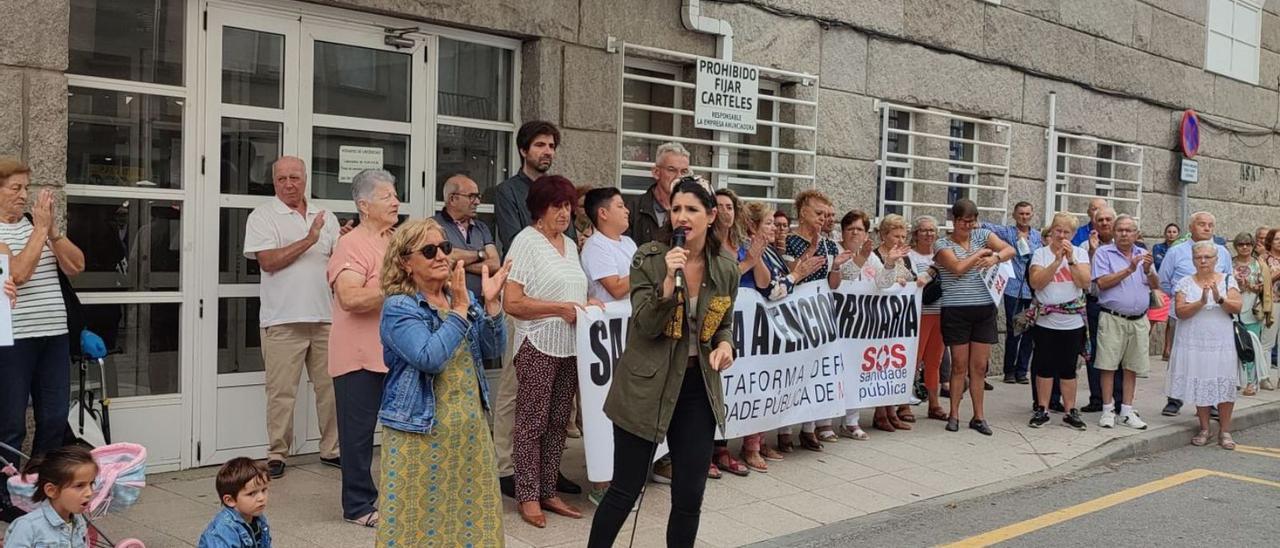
top-left (707, 461), bottom-right (723, 480)
top-left (888, 413), bottom-right (912, 431)
top-left (1242, 385), bottom-right (1257, 397)
top-left (896, 406), bottom-right (916, 423)
top-left (760, 444), bottom-right (786, 461)
top-left (873, 415), bottom-right (896, 432)
top-left (776, 433), bottom-right (795, 453)
top-left (741, 450), bottom-right (768, 473)
top-left (837, 425), bottom-right (870, 440)
top-left (799, 432), bottom-right (824, 452)
top-left (1219, 432), bottom-right (1236, 450)
top-left (1191, 429), bottom-right (1211, 447)
top-left (345, 510), bottom-right (379, 528)
top-left (714, 450), bottom-right (750, 477)
top-left (927, 407), bottom-right (949, 421)
top-left (815, 427), bottom-right (839, 443)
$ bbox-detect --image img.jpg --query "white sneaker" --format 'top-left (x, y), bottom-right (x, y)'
top-left (908, 395), bottom-right (923, 405)
top-left (1120, 412), bottom-right (1148, 430)
top-left (1099, 410), bottom-right (1115, 428)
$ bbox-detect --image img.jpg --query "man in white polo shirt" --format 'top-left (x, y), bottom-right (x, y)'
top-left (243, 156), bottom-right (341, 478)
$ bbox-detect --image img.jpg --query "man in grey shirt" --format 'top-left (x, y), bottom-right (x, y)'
top-left (433, 173), bottom-right (499, 298)
top-left (493, 120), bottom-right (574, 258)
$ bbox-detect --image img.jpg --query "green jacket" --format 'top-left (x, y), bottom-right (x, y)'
top-left (603, 240), bottom-right (739, 443)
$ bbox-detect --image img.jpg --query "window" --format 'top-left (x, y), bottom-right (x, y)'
top-left (1047, 134), bottom-right (1144, 222)
top-left (876, 102), bottom-right (1011, 226)
top-left (1206, 0), bottom-right (1262, 83)
top-left (68, 0), bottom-right (184, 85)
top-left (616, 45), bottom-right (817, 209)
top-left (434, 38), bottom-right (516, 218)
top-left (879, 109), bottom-right (913, 217)
top-left (1053, 137), bottom-right (1070, 212)
top-left (67, 1), bottom-right (189, 397)
top-left (620, 64), bottom-right (681, 193)
top-left (1095, 144), bottom-right (1114, 197)
top-left (947, 120), bottom-right (977, 205)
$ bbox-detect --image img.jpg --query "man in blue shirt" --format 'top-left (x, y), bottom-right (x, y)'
top-left (1071, 197), bottom-right (1108, 246)
top-left (983, 201), bottom-right (1042, 385)
top-left (1157, 211), bottom-right (1232, 416)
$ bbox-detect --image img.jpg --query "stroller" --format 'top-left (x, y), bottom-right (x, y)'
top-left (1, 441), bottom-right (147, 548)
top-left (69, 330), bottom-right (112, 448)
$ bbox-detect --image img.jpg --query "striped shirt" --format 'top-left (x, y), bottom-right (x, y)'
top-left (0, 218), bottom-right (67, 339)
top-left (933, 228), bottom-right (996, 308)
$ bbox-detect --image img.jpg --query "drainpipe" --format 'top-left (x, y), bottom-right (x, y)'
top-left (682, 0), bottom-right (733, 60)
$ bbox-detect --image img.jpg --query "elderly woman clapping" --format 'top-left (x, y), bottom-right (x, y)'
top-left (375, 218), bottom-right (511, 544)
top-left (326, 169), bottom-right (400, 527)
top-left (0, 158), bottom-right (85, 499)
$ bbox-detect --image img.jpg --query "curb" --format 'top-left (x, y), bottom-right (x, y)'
top-left (749, 399), bottom-right (1280, 547)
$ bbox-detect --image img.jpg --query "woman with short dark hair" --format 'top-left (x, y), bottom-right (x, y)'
top-left (933, 199), bottom-right (1013, 435)
top-left (504, 175), bottom-right (603, 527)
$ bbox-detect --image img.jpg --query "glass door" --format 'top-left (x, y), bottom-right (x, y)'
top-left (197, 3), bottom-right (426, 465)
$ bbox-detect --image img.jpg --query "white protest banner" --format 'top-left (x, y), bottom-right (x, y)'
top-left (0, 255), bottom-right (12, 346)
top-left (832, 280), bottom-right (922, 409)
top-left (719, 283), bottom-right (849, 438)
top-left (575, 301), bottom-right (667, 483)
top-left (983, 261), bottom-right (1015, 306)
top-left (694, 56), bottom-right (759, 134)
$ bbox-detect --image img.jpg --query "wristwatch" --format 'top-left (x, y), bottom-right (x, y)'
top-left (477, 248), bottom-right (487, 262)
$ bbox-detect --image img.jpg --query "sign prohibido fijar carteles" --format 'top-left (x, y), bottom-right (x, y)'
top-left (694, 57), bottom-right (759, 134)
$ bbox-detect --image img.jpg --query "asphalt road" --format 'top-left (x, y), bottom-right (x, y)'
top-left (755, 420), bottom-right (1280, 547)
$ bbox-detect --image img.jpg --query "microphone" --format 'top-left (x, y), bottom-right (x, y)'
top-left (672, 227), bottom-right (687, 296)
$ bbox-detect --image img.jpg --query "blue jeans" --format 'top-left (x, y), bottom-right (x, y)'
top-left (0, 334), bottom-right (71, 506)
top-left (333, 369), bottom-right (384, 520)
top-left (1002, 296), bottom-right (1034, 379)
top-left (1084, 299), bottom-right (1124, 409)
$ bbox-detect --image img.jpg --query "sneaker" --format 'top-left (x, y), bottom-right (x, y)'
top-left (1120, 412), bottom-right (1148, 430)
top-left (1016, 376), bottom-right (1030, 384)
top-left (1048, 401), bottom-right (1066, 413)
top-left (267, 459), bottom-right (286, 479)
top-left (320, 456), bottom-right (341, 468)
top-left (1161, 399), bottom-right (1181, 416)
top-left (1080, 402), bottom-right (1104, 413)
top-left (651, 459), bottom-right (673, 484)
top-left (588, 487), bottom-right (606, 507)
top-left (1063, 409), bottom-right (1087, 431)
top-left (1003, 376), bottom-right (1017, 384)
top-left (1029, 407), bottom-right (1051, 428)
top-left (908, 395), bottom-right (923, 405)
top-left (1099, 410), bottom-right (1115, 428)
top-left (984, 381), bottom-right (994, 391)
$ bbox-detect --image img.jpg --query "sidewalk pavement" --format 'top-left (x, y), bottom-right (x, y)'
top-left (81, 363), bottom-right (1280, 547)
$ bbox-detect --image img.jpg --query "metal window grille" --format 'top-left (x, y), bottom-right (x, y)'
top-left (876, 101), bottom-right (1012, 225)
top-left (610, 39), bottom-right (819, 208)
top-left (1044, 96), bottom-right (1144, 222)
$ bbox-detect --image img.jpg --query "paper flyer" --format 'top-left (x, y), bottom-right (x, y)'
top-left (0, 254), bottom-right (13, 346)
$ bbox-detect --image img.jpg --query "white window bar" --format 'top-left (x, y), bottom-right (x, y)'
top-left (612, 39), bottom-right (819, 206)
top-left (1044, 94), bottom-right (1144, 221)
top-left (876, 100), bottom-right (1011, 225)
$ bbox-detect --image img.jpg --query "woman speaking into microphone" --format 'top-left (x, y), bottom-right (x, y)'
top-left (588, 179), bottom-right (738, 547)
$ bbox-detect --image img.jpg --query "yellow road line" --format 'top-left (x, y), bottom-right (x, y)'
top-left (1235, 448), bottom-right (1280, 460)
top-left (1235, 444), bottom-right (1280, 454)
top-left (938, 469), bottom-right (1214, 548)
top-left (940, 468), bottom-right (1280, 547)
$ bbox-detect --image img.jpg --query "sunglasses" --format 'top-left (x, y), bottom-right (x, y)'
top-left (406, 241), bottom-right (453, 259)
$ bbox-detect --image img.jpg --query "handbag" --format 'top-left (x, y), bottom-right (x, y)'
top-left (1232, 314), bottom-right (1256, 364)
top-left (1012, 260), bottom-right (1038, 336)
top-left (922, 265), bottom-right (943, 304)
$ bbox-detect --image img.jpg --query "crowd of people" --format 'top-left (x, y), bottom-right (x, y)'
top-left (0, 114), bottom-right (1275, 546)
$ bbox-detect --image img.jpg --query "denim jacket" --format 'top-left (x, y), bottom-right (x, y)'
top-left (3, 500), bottom-right (88, 548)
top-left (378, 291), bottom-right (505, 433)
top-left (197, 506), bottom-right (271, 548)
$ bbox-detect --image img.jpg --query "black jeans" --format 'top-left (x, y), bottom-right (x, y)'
top-left (1084, 300), bottom-right (1124, 410)
top-left (333, 369), bottom-right (385, 520)
top-left (1002, 296), bottom-right (1034, 379)
top-left (588, 367), bottom-right (715, 548)
top-left (0, 334), bottom-right (71, 507)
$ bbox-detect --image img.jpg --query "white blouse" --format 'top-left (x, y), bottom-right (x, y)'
top-left (506, 226), bottom-right (589, 357)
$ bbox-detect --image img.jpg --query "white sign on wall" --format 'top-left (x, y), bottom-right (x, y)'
top-left (694, 56), bottom-right (760, 134)
top-left (338, 146), bottom-right (384, 183)
top-left (0, 255), bottom-right (12, 346)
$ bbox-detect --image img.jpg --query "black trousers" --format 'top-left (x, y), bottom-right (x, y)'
top-left (588, 367), bottom-right (716, 548)
top-left (333, 369), bottom-right (384, 520)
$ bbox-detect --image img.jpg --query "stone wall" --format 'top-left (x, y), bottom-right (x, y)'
top-left (0, 0), bottom-right (69, 194)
